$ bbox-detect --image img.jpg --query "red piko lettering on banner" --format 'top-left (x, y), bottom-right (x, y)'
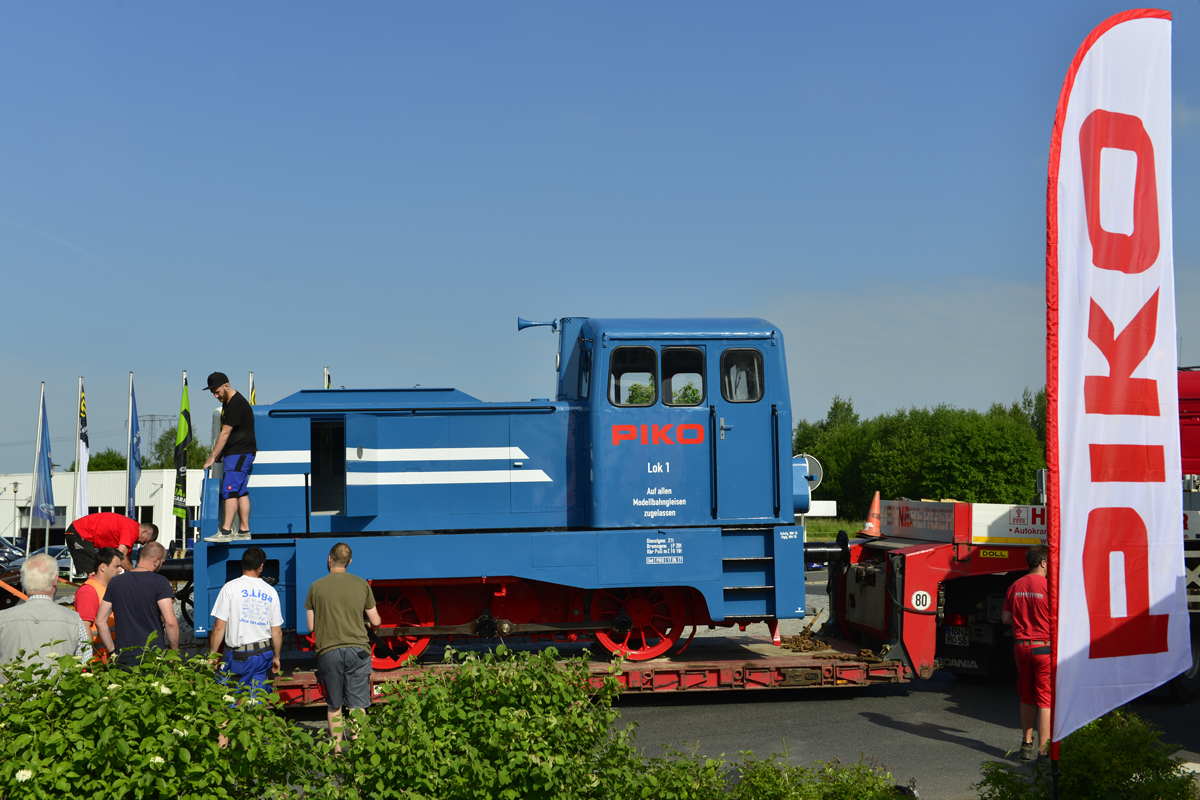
top-left (1079, 109), bottom-right (1160, 274)
top-left (1079, 108), bottom-right (1169, 660)
top-left (1081, 508), bottom-right (1170, 657)
top-left (1088, 444), bottom-right (1166, 482)
top-left (1084, 291), bottom-right (1160, 415)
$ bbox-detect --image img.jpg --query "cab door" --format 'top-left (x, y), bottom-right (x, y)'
top-left (710, 346), bottom-right (775, 520)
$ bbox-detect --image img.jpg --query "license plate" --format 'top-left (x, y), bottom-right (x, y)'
top-left (944, 625), bottom-right (970, 647)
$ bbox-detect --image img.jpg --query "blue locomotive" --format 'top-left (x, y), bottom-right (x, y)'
top-left (193, 317), bottom-right (820, 666)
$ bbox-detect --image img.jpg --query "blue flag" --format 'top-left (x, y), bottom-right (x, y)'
top-left (32, 390), bottom-right (55, 524)
top-left (127, 379), bottom-right (141, 519)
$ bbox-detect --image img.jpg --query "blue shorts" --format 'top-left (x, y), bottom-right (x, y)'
top-left (221, 454), bottom-right (255, 500)
top-left (223, 648), bottom-right (273, 695)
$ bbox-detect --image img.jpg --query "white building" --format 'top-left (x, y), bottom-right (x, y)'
top-left (0, 469), bottom-right (206, 549)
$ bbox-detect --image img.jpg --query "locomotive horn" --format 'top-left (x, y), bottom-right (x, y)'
top-left (517, 317), bottom-right (558, 332)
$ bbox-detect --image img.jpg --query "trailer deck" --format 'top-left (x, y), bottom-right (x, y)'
top-left (272, 635), bottom-right (908, 706)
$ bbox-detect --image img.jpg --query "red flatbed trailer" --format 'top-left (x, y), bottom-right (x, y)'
top-left (272, 635), bottom-right (908, 706)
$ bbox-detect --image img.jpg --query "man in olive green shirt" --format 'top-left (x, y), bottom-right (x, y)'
top-left (304, 542), bottom-right (381, 742)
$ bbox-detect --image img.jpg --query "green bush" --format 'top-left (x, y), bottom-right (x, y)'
top-left (0, 647), bottom-right (327, 800)
top-left (728, 751), bottom-right (895, 800)
top-left (324, 645), bottom-right (735, 800)
top-left (975, 708), bottom-right (1199, 800)
top-left (0, 644), bottom-right (902, 800)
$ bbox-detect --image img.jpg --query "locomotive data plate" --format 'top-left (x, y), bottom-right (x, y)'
top-left (944, 626), bottom-right (970, 647)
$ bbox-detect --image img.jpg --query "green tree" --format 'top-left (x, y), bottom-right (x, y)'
top-left (624, 382), bottom-right (656, 405)
top-left (87, 447), bottom-right (127, 471)
top-left (672, 381), bottom-right (702, 405)
top-left (794, 391), bottom-right (1047, 518)
top-left (144, 426), bottom-right (212, 470)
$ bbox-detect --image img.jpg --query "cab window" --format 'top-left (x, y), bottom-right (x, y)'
top-left (662, 347), bottom-right (704, 406)
top-left (720, 349), bottom-right (764, 403)
top-left (609, 347), bottom-right (657, 406)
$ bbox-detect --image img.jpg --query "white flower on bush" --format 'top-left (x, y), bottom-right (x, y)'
top-left (16, 769), bottom-right (32, 782)
top-left (79, 671), bottom-right (94, 678)
top-left (172, 728), bottom-right (186, 737)
top-left (159, 686), bottom-right (172, 695)
top-left (182, 715), bottom-right (192, 721)
top-left (150, 756), bottom-right (164, 765)
top-left (223, 694), bottom-right (236, 703)
top-left (107, 683), bottom-right (119, 690)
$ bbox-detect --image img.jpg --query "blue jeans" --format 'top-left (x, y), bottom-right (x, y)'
top-left (223, 648), bottom-right (273, 694)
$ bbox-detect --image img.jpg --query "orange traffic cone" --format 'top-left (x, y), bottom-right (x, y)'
top-left (858, 491), bottom-right (882, 537)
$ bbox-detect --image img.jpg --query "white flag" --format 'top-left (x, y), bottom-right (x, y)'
top-left (1047, 9), bottom-right (1189, 740)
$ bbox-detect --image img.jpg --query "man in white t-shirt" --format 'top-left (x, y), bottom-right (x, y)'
top-left (210, 546), bottom-right (283, 693)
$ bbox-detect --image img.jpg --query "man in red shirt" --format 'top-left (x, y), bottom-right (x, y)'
top-left (64, 512), bottom-right (158, 575)
top-left (1003, 544), bottom-right (1051, 763)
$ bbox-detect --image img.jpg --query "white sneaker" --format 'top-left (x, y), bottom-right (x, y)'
top-left (231, 531), bottom-right (251, 540)
top-left (204, 530), bottom-right (235, 543)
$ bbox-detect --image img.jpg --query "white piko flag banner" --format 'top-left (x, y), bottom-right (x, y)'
top-left (1047, 9), bottom-right (1190, 742)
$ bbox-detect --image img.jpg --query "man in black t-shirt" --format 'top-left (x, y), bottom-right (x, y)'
top-left (95, 542), bottom-right (179, 667)
top-left (203, 371), bottom-right (258, 543)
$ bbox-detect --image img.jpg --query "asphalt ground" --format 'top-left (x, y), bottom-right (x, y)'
top-left (614, 670), bottom-right (1200, 800)
top-left (209, 569), bottom-right (1199, 799)
top-left (614, 572), bottom-right (1200, 800)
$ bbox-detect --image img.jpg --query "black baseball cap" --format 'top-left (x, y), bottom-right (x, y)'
top-left (206, 372), bottom-right (230, 392)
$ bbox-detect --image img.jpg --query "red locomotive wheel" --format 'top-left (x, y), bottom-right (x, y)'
top-left (590, 586), bottom-right (686, 660)
top-left (371, 585), bottom-right (434, 670)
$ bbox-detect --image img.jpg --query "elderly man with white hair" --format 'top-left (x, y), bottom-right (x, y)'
top-left (0, 553), bottom-right (92, 677)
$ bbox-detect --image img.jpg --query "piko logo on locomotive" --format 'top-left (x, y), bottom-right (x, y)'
top-left (612, 424), bottom-right (705, 446)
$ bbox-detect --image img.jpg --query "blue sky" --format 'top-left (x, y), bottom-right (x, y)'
top-left (1, 2), bottom-right (1198, 472)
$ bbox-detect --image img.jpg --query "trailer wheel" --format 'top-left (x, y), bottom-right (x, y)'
top-left (1169, 638), bottom-right (1200, 703)
top-left (176, 581), bottom-right (194, 628)
top-left (591, 586), bottom-right (685, 661)
top-left (372, 585), bottom-right (435, 670)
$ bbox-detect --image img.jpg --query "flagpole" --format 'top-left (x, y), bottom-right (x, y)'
top-left (28, 382), bottom-right (45, 557)
top-left (126, 371), bottom-right (133, 520)
top-left (177, 370), bottom-right (186, 546)
top-left (323, 367), bottom-right (330, 389)
top-left (249, 371), bottom-right (255, 405)
top-left (70, 377), bottom-right (82, 530)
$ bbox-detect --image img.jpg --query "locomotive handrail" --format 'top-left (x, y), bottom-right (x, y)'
top-left (600, 330), bottom-right (777, 342)
top-left (268, 405), bottom-right (560, 417)
top-left (771, 404), bottom-right (781, 518)
top-left (709, 405), bottom-right (719, 518)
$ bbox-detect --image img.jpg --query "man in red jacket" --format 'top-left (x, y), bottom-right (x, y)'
top-left (64, 512), bottom-right (158, 575)
top-left (1003, 545), bottom-right (1051, 763)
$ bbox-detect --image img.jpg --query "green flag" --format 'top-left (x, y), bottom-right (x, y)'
top-left (173, 372), bottom-right (193, 520)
